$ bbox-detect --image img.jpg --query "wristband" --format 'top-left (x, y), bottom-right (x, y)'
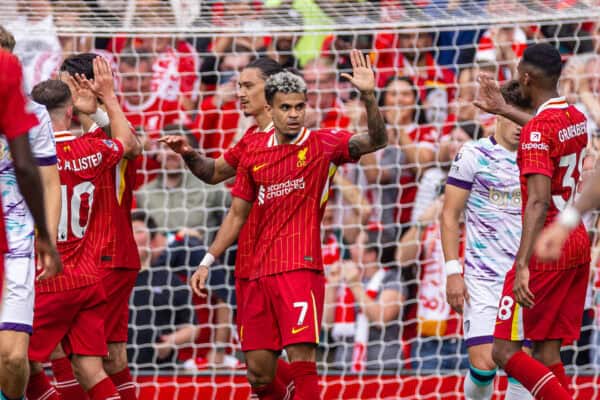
top-left (200, 252), bottom-right (215, 267)
top-left (445, 259), bottom-right (463, 276)
top-left (558, 205), bottom-right (581, 230)
top-left (90, 108), bottom-right (110, 128)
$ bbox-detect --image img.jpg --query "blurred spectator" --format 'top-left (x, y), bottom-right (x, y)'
top-left (4, 0), bottom-right (61, 91)
top-left (396, 198), bottom-right (468, 371)
top-left (118, 46), bottom-right (188, 140)
top-left (191, 47), bottom-right (253, 158)
top-left (475, 26), bottom-right (526, 81)
top-left (324, 230), bottom-right (404, 371)
top-left (136, 36), bottom-right (200, 111)
top-left (210, 0), bottom-right (269, 54)
top-left (135, 128), bottom-right (226, 234)
top-left (267, 33), bottom-right (298, 69)
top-left (128, 212), bottom-right (198, 371)
top-left (303, 58), bottom-right (350, 129)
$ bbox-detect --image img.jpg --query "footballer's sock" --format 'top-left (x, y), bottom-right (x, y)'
top-left (51, 356), bottom-right (89, 399)
top-left (110, 368), bottom-right (137, 400)
top-left (289, 361), bottom-right (320, 400)
top-left (504, 351), bottom-right (571, 400)
top-left (549, 362), bottom-right (570, 393)
top-left (505, 377), bottom-right (533, 400)
top-left (0, 392), bottom-right (23, 400)
top-left (87, 377), bottom-right (120, 400)
top-left (26, 371), bottom-right (60, 400)
top-left (276, 359), bottom-right (295, 399)
top-left (463, 366), bottom-right (495, 399)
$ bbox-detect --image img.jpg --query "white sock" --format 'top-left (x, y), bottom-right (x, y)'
top-left (464, 370), bottom-right (494, 400)
top-left (505, 377), bottom-right (533, 400)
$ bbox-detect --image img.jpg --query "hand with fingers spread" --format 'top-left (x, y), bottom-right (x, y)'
top-left (63, 74), bottom-right (97, 115)
top-left (75, 56), bottom-right (117, 102)
top-left (158, 135), bottom-right (195, 158)
top-left (446, 273), bottom-right (469, 314)
top-left (36, 236), bottom-right (63, 281)
top-left (513, 264), bottom-right (535, 308)
top-left (190, 265), bottom-right (209, 297)
top-left (473, 73), bottom-right (507, 115)
top-left (341, 49), bottom-right (375, 97)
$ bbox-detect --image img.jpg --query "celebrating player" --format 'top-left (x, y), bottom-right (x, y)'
top-left (56, 53), bottom-right (143, 400)
top-left (0, 47), bottom-right (62, 400)
top-left (190, 50), bottom-right (386, 399)
top-left (27, 58), bottom-right (139, 400)
top-left (477, 43), bottom-right (590, 399)
top-left (441, 80), bottom-right (531, 400)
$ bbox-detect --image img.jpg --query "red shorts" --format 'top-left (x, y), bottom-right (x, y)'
top-left (494, 263), bottom-right (589, 342)
top-left (101, 268), bottom-right (138, 343)
top-left (29, 283), bottom-right (108, 362)
top-left (236, 269), bottom-right (324, 352)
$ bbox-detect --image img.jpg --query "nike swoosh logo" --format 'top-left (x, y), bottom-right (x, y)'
top-left (253, 163), bottom-right (268, 172)
top-left (291, 326), bottom-right (309, 335)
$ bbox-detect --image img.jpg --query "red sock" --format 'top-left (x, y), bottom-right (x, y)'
top-left (289, 361), bottom-right (320, 400)
top-left (110, 368), bottom-right (137, 400)
top-left (505, 351), bottom-right (571, 400)
top-left (26, 371), bottom-right (60, 400)
top-left (276, 359), bottom-right (295, 398)
top-left (51, 356), bottom-right (89, 400)
top-left (549, 362), bottom-right (570, 393)
top-left (87, 377), bottom-right (120, 400)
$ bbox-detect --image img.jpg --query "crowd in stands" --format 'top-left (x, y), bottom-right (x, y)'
top-left (3, 0), bottom-right (600, 373)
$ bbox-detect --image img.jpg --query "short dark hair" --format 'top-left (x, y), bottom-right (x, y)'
top-left (0, 25), bottom-right (15, 52)
top-left (60, 53), bottom-right (97, 79)
top-left (500, 80), bottom-right (531, 110)
top-left (521, 43), bottom-right (563, 80)
top-left (31, 80), bottom-right (72, 113)
top-left (245, 57), bottom-right (285, 80)
top-left (456, 121), bottom-right (483, 140)
top-left (131, 210), bottom-right (158, 240)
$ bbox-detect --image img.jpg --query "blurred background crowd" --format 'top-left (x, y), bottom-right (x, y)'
top-left (2, 0), bottom-right (600, 374)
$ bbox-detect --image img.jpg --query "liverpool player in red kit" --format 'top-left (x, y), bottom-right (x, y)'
top-left (28, 58), bottom-right (139, 400)
top-left (190, 50), bottom-right (386, 399)
top-left (478, 44), bottom-right (589, 400)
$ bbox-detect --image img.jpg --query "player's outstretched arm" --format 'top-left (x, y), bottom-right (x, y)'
top-left (8, 135), bottom-right (62, 279)
top-left (341, 50), bottom-right (387, 159)
top-left (190, 196), bottom-right (252, 297)
top-left (76, 57), bottom-right (142, 159)
top-left (158, 136), bottom-right (237, 184)
top-left (474, 74), bottom-right (532, 127)
top-left (441, 185), bottom-right (471, 314)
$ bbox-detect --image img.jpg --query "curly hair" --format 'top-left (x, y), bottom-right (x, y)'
top-left (265, 71), bottom-right (307, 105)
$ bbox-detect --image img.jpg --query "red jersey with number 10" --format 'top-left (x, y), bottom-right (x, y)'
top-left (232, 128), bottom-right (357, 279)
top-left (518, 97), bottom-right (590, 271)
top-left (36, 132), bottom-right (124, 293)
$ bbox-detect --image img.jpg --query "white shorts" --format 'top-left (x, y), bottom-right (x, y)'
top-left (463, 275), bottom-right (503, 347)
top-left (0, 256), bottom-right (35, 333)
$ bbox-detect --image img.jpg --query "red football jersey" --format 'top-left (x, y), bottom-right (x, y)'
top-left (36, 132), bottom-right (124, 293)
top-left (518, 97), bottom-right (591, 271)
top-left (0, 50), bottom-right (39, 254)
top-left (232, 128), bottom-right (357, 279)
top-left (85, 128), bottom-right (141, 269)
top-left (223, 123), bottom-right (274, 279)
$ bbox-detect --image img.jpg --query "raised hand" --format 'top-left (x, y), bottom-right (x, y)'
top-left (75, 56), bottom-right (116, 102)
top-left (473, 73), bottom-right (507, 115)
top-left (63, 74), bottom-right (97, 115)
top-left (341, 49), bottom-right (375, 96)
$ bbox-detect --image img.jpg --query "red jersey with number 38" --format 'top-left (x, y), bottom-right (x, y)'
top-left (518, 97), bottom-right (590, 271)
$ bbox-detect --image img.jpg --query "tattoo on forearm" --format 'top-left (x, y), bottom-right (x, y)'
top-left (349, 94), bottom-right (387, 159)
top-left (184, 152), bottom-right (215, 183)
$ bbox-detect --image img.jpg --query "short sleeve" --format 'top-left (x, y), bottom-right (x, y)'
top-left (231, 160), bottom-right (256, 203)
top-left (321, 129), bottom-right (359, 165)
top-left (519, 120), bottom-right (553, 178)
top-left (0, 53), bottom-right (38, 140)
top-left (223, 139), bottom-right (245, 169)
top-left (446, 142), bottom-right (478, 190)
top-left (28, 102), bottom-right (57, 166)
top-left (96, 138), bottom-right (125, 172)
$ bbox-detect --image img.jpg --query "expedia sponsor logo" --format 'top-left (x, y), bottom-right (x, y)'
top-left (521, 142), bottom-right (549, 151)
top-left (257, 177), bottom-right (306, 205)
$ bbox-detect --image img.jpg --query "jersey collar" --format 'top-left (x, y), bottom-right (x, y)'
top-left (536, 96), bottom-right (568, 115)
top-left (268, 127), bottom-right (311, 147)
top-left (53, 130), bottom-right (77, 142)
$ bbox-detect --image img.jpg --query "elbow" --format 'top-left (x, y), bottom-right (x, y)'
top-left (374, 132), bottom-right (388, 150)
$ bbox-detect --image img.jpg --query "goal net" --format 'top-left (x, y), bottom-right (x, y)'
top-left (3, 0), bottom-right (600, 399)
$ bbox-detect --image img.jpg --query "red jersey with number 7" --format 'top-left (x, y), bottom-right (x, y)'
top-left (232, 128), bottom-right (358, 279)
top-left (36, 132), bottom-right (124, 293)
top-left (518, 96), bottom-right (590, 271)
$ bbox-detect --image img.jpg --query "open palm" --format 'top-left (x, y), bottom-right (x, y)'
top-left (341, 49), bottom-right (375, 95)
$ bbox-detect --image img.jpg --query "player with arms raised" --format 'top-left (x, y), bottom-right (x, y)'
top-left (190, 50), bottom-right (386, 399)
top-left (27, 57), bottom-right (139, 400)
top-left (441, 80), bottom-right (532, 400)
top-left (478, 43), bottom-right (589, 400)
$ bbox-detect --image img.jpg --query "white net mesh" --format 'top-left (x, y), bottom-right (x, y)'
top-left (4, 1), bottom-right (600, 399)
